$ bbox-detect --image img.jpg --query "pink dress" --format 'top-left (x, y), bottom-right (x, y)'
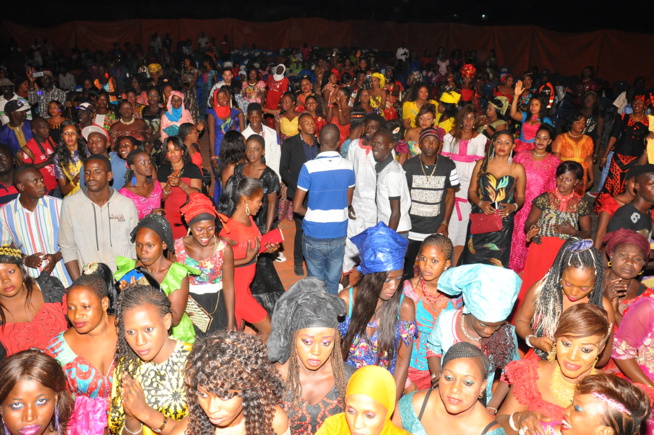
top-left (119, 181), bottom-right (163, 219)
top-left (509, 152), bottom-right (560, 273)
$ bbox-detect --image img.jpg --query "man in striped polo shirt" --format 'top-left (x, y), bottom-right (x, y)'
top-left (293, 124), bottom-right (356, 295)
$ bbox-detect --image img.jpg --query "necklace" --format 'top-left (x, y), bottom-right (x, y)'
top-left (120, 117), bottom-right (135, 125)
top-left (549, 364), bottom-right (578, 407)
top-left (419, 277), bottom-right (444, 306)
top-left (420, 156), bottom-right (437, 181)
top-left (568, 131), bottom-right (582, 139)
top-left (532, 150), bottom-right (548, 157)
top-left (460, 314), bottom-right (481, 341)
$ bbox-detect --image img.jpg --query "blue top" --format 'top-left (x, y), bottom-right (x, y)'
top-left (80, 152), bottom-right (128, 190)
top-left (0, 121), bottom-right (33, 154)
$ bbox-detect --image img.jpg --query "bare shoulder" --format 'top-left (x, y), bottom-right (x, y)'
top-left (272, 405), bottom-right (289, 434)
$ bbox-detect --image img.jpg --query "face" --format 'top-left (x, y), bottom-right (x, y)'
top-left (534, 130), bottom-right (552, 151)
top-left (130, 152), bottom-right (153, 178)
top-left (295, 327), bottom-right (336, 371)
top-left (248, 69), bottom-right (258, 81)
top-left (505, 76), bottom-right (514, 87)
top-left (147, 89), bottom-right (160, 106)
top-left (135, 227), bottom-right (166, 266)
top-left (222, 70), bottom-right (233, 83)
top-left (379, 269), bottom-right (403, 301)
top-left (117, 138), bottom-right (137, 160)
top-left (171, 95), bottom-right (183, 110)
top-left (190, 219), bottom-right (216, 246)
top-left (280, 95), bottom-right (293, 111)
top-left (486, 104), bottom-right (498, 118)
top-left (329, 73), bottom-right (338, 85)
top-left (529, 98), bottom-right (542, 115)
top-left (78, 110), bottom-right (93, 124)
top-left (610, 243), bottom-right (647, 280)
top-left (363, 120), bottom-right (381, 141)
top-left (1, 378), bottom-right (57, 435)
top-left (47, 102), bottom-right (60, 117)
top-left (344, 394), bottom-right (387, 435)
top-left (166, 142), bottom-right (184, 164)
top-left (305, 98), bottom-right (317, 113)
top-left (61, 125), bottom-right (79, 150)
top-left (17, 169), bottom-right (46, 199)
top-left (119, 102), bottom-right (134, 119)
top-left (67, 285), bottom-right (108, 334)
top-left (243, 190), bottom-right (264, 216)
top-left (560, 266), bottom-right (596, 303)
top-left (41, 75), bottom-right (53, 88)
top-left (32, 119), bottom-right (50, 140)
top-left (131, 77), bottom-right (140, 90)
top-left (523, 76), bottom-right (533, 89)
top-left (631, 98), bottom-right (645, 114)
top-left (126, 92), bottom-right (137, 105)
top-left (417, 112), bottom-right (435, 129)
top-left (359, 89), bottom-right (371, 104)
top-left (84, 160), bottom-right (112, 193)
top-left (418, 245), bottom-right (450, 282)
top-left (462, 112), bottom-right (475, 131)
top-left (556, 170), bottom-right (580, 196)
top-left (556, 334), bottom-right (603, 379)
top-left (96, 94), bottom-right (108, 109)
top-left (417, 86), bottom-right (429, 101)
top-left (87, 132), bottom-right (108, 155)
top-left (299, 115), bottom-right (316, 136)
top-left (123, 303), bottom-right (173, 363)
top-left (571, 117), bottom-right (586, 135)
top-left (246, 110), bottom-right (263, 130)
top-left (0, 263), bottom-right (25, 299)
top-left (562, 394), bottom-right (611, 435)
top-left (371, 77), bottom-right (380, 88)
top-left (470, 316), bottom-right (505, 339)
top-left (419, 134), bottom-right (441, 158)
top-left (635, 173), bottom-right (654, 203)
top-left (185, 128), bottom-right (199, 144)
top-left (371, 132), bottom-right (394, 163)
top-left (584, 93), bottom-right (597, 109)
top-left (439, 358), bottom-right (487, 415)
top-left (493, 133), bottom-right (515, 157)
top-left (245, 139), bottom-right (264, 164)
top-left (197, 388), bottom-right (244, 429)
top-left (216, 91), bottom-right (229, 107)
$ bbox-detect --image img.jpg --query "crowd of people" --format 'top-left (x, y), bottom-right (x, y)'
top-left (0, 33), bottom-right (653, 435)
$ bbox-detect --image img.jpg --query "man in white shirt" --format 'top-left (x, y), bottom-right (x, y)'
top-left (241, 103), bottom-right (281, 178)
top-left (0, 79), bottom-right (31, 126)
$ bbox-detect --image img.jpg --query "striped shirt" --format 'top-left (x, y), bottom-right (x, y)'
top-left (0, 195), bottom-right (71, 286)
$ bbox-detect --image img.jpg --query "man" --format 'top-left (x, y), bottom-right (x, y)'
top-left (402, 127), bottom-right (459, 279)
top-left (76, 102), bottom-right (95, 130)
top-left (198, 32), bottom-right (209, 52)
top-left (80, 125), bottom-right (128, 190)
top-left (0, 100), bottom-right (33, 154)
top-left (265, 64), bottom-right (290, 117)
top-left (59, 154), bottom-right (138, 278)
top-left (0, 165), bottom-right (71, 286)
top-left (396, 42), bottom-right (409, 62)
top-left (371, 129), bottom-right (411, 233)
top-left (607, 164), bottom-right (654, 241)
top-left (18, 117), bottom-right (58, 194)
top-left (242, 103), bottom-right (281, 178)
top-left (0, 145), bottom-right (19, 206)
top-left (207, 66), bottom-right (235, 105)
top-left (280, 113), bottom-right (319, 276)
top-left (27, 70), bottom-right (66, 118)
top-left (0, 78), bottom-right (32, 126)
top-left (293, 124), bottom-right (355, 294)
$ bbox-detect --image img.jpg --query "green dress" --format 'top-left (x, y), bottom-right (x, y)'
top-left (115, 257), bottom-right (200, 343)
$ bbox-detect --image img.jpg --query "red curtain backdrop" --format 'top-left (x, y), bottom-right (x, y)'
top-left (2, 19), bottom-right (652, 85)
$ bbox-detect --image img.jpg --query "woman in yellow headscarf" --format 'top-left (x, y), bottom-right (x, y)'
top-left (316, 365), bottom-right (410, 435)
top-left (370, 73), bottom-right (388, 119)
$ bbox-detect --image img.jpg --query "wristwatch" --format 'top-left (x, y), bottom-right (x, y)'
top-left (152, 415), bottom-right (168, 433)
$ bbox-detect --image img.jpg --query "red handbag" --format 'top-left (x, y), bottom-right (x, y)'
top-left (469, 212), bottom-right (503, 235)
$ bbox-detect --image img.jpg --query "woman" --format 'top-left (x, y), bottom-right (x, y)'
top-left (119, 149), bottom-right (163, 219)
top-left (176, 330), bottom-right (289, 435)
top-left (383, 66), bottom-right (402, 120)
top-left (477, 97), bottom-right (509, 140)
top-left (295, 76), bottom-right (314, 112)
top-left (141, 86), bottom-right (164, 150)
top-left (218, 176), bottom-right (277, 342)
top-left (316, 365), bottom-right (410, 435)
top-left (518, 162), bottom-right (592, 316)
top-left (305, 95), bottom-right (327, 136)
top-left (178, 122), bottom-right (204, 170)
top-left (275, 92), bottom-right (300, 141)
top-left (234, 134), bottom-right (285, 313)
top-left (129, 74), bottom-right (148, 108)
top-left (322, 71), bottom-right (340, 107)
top-left (552, 110), bottom-right (595, 195)
top-left (108, 100), bottom-right (149, 150)
top-left (442, 105), bottom-right (488, 256)
top-left (601, 229), bottom-right (650, 324)
top-left (269, 277), bottom-right (355, 434)
top-left (94, 65), bottom-right (117, 104)
top-left (47, 100), bottom-right (67, 144)
top-left (514, 238), bottom-right (615, 362)
top-left (339, 222), bottom-right (417, 399)
top-left (426, 264), bottom-right (522, 410)
top-left (326, 87), bottom-right (352, 146)
top-left (46, 274), bottom-right (117, 434)
top-left (115, 135), bottom-right (139, 164)
top-left (498, 304), bottom-right (611, 434)
top-left (181, 55), bottom-right (200, 123)
top-left (403, 235), bottom-right (460, 391)
top-left (214, 130), bottom-right (246, 192)
top-left (0, 349), bottom-right (74, 435)
top-left (109, 285), bottom-right (192, 434)
top-left (459, 130), bottom-right (526, 268)
top-left (613, 295), bottom-right (654, 389)
top-left (403, 83), bottom-right (439, 129)
top-left (400, 103), bottom-right (438, 163)
top-left (54, 121), bottom-right (90, 197)
top-left (509, 125), bottom-right (561, 273)
top-left (438, 91), bottom-right (461, 133)
top-left (242, 67), bottom-right (267, 108)
top-left (493, 73), bottom-right (514, 104)
top-left (176, 192), bottom-right (236, 335)
top-left (0, 246), bottom-right (67, 360)
top-left (595, 92), bottom-right (651, 213)
top-left (510, 82), bottom-right (552, 153)
top-left (395, 342), bottom-right (504, 435)
top-left (115, 213), bottom-right (198, 344)
top-left (161, 91), bottom-right (194, 142)
top-left (594, 167), bottom-right (638, 250)
top-left (208, 87), bottom-right (243, 196)
top-left (580, 91), bottom-right (605, 158)
top-left (93, 91), bottom-right (117, 130)
top-left (370, 73), bottom-right (388, 117)
top-left (158, 137), bottom-right (203, 239)
top-left (198, 57), bottom-right (218, 115)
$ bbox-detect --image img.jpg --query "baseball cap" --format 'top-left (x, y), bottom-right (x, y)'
top-left (5, 99), bottom-right (30, 113)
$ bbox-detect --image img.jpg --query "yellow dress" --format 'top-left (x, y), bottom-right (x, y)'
top-left (402, 100), bottom-right (441, 128)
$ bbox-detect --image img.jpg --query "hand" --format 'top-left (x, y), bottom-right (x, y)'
top-left (246, 238), bottom-right (260, 261)
top-left (437, 222), bottom-right (449, 237)
top-left (210, 157), bottom-right (219, 169)
top-left (196, 121), bottom-right (205, 132)
top-left (167, 173), bottom-right (180, 187)
top-left (514, 80), bottom-right (524, 96)
top-left (72, 172), bottom-right (80, 185)
top-left (531, 336), bottom-right (554, 354)
top-left (264, 242), bottom-right (279, 254)
top-left (498, 203), bottom-right (516, 218)
top-left (526, 225), bottom-right (540, 242)
top-left (479, 200), bottom-right (495, 215)
top-left (118, 276), bottom-right (138, 291)
top-left (605, 277), bottom-right (629, 301)
top-left (552, 223), bottom-right (577, 236)
top-left (41, 254), bottom-right (58, 274)
top-left (348, 205), bottom-right (357, 220)
top-left (600, 157), bottom-right (607, 168)
top-left (24, 253), bottom-right (44, 269)
top-left (27, 68), bottom-right (36, 83)
top-left (514, 411), bottom-right (551, 435)
top-left (122, 374), bottom-right (149, 420)
top-left (647, 131), bottom-right (654, 140)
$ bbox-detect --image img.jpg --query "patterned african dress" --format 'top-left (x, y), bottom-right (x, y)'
top-left (109, 340), bottom-right (191, 435)
top-left (459, 172), bottom-right (516, 268)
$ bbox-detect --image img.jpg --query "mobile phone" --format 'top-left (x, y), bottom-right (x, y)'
top-left (32, 71), bottom-right (44, 78)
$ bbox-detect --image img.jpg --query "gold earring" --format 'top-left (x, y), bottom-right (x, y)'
top-left (245, 203), bottom-right (250, 216)
top-left (547, 343), bottom-right (557, 363)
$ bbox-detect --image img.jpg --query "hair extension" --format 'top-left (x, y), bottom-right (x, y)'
top-left (217, 176), bottom-right (263, 217)
top-left (56, 120), bottom-right (90, 170)
top-left (451, 104), bottom-right (478, 152)
top-left (164, 136), bottom-right (192, 167)
top-left (216, 131), bottom-right (246, 181)
top-left (476, 130), bottom-right (514, 197)
top-left (0, 254), bottom-right (35, 327)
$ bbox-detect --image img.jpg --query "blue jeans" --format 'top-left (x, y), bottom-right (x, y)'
top-left (598, 151), bottom-right (614, 192)
top-left (302, 234), bottom-right (346, 295)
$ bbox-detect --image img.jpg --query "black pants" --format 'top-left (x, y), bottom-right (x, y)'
top-left (293, 213), bottom-right (304, 267)
top-left (403, 239), bottom-right (422, 280)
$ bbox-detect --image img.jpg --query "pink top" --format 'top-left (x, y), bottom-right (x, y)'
top-left (119, 181), bottom-right (163, 219)
top-left (613, 297), bottom-right (654, 381)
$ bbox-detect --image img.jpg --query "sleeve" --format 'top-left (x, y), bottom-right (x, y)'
top-left (0, 217), bottom-right (17, 248)
top-left (347, 168), bottom-right (356, 188)
top-left (583, 137), bottom-right (594, 156)
top-left (279, 139), bottom-right (293, 187)
top-left (448, 163), bottom-right (460, 188)
top-left (185, 163), bottom-right (203, 180)
top-left (551, 136), bottom-right (562, 154)
top-left (533, 193), bottom-right (549, 210)
top-left (28, 89), bottom-right (39, 105)
top-left (157, 165), bottom-right (170, 183)
top-left (296, 164), bottom-right (310, 192)
top-left (264, 168), bottom-right (281, 194)
top-left (402, 101), bottom-right (413, 120)
top-left (58, 200), bottom-right (78, 264)
top-left (53, 155), bottom-right (64, 180)
top-left (386, 167), bottom-right (406, 199)
top-left (610, 114), bottom-right (624, 139)
top-left (577, 199), bottom-right (591, 217)
top-left (612, 298), bottom-right (654, 360)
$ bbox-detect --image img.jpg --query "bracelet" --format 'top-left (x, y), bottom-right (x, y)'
top-left (525, 335), bottom-right (536, 348)
top-left (163, 187), bottom-right (171, 195)
top-left (440, 221), bottom-right (449, 226)
top-left (430, 372), bottom-right (439, 380)
top-left (123, 423), bottom-right (143, 434)
top-left (210, 156), bottom-right (218, 160)
top-left (512, 202), bottom-right (519, 211)
top-left (182, 183), bottom-right (188, 192)
top-left (487, 407), bottom-right (498, 415)
top-left (509, 412), bottom-right (519, 431)
top-left (152, 415), bottom-right (168, 434)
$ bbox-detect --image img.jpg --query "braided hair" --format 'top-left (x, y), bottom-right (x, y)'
top-left (184, 331), bottom-right (284, 435)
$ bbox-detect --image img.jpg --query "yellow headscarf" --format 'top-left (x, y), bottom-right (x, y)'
top-left (371, 73), bottom-right (386, 89)
top-left (315, 366), bottom-right (409, 435)
top-left (147, 63), bottom-right (162, 74)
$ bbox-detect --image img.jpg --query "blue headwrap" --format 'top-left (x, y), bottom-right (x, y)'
top-left (437, 264), bottom-right (521, 322)
top-left (350, 222), bottom-right (409, 275)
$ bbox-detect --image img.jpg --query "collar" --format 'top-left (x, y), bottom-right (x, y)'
top-left (17, 195), bottom-right (45, 211)
top-left (317, 150), bottom-right (341, 158)
top-left (299, 134), bottom-right (316, 146)
top-left (375, 154), bottom-right (394, 173)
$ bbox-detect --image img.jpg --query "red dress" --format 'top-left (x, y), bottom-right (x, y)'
top-left (219, 216), bottom-right (267, 326)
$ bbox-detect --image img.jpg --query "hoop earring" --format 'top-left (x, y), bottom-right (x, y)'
top-left (607, 261), bottom-right (612, 267)
top-left (245, 203), bottom-right (250, 216)
top-left (547, 343), bottom-right (557, 363)
top-left (508, 150), bottom-right (513, 164)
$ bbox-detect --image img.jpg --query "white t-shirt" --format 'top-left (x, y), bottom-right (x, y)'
top-left (376, 158), bottom-right (412, 233)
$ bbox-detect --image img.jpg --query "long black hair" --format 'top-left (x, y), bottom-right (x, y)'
top-left (56, 120), bottom-right (90, 170)
top-left (217, 175), bottom-right (263, 217)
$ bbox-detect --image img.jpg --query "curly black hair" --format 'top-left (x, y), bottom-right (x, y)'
top-left (55, 120), bottom-right (90, 172)
top-left (184, 331), bottom-right (284, 435)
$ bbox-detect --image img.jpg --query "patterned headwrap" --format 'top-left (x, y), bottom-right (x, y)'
top-left (371, 73), bottom-right (386, 89)
top-left (460, 64), bottom-right (476, 79)
top-left (130, 213), bottom-right (173, 249)
top-left (489, 96), bottom-right (510, 116)
top-left (147, 63), bottom-right (162, 74)
top-left (180, 192), bottom-right (220, 227)
top-left (350, 222), bottom-right (408, 275)
top-left (440, 91), bottom-right (461, 105)
top-left (0, 246), bottom-right (23, 264)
